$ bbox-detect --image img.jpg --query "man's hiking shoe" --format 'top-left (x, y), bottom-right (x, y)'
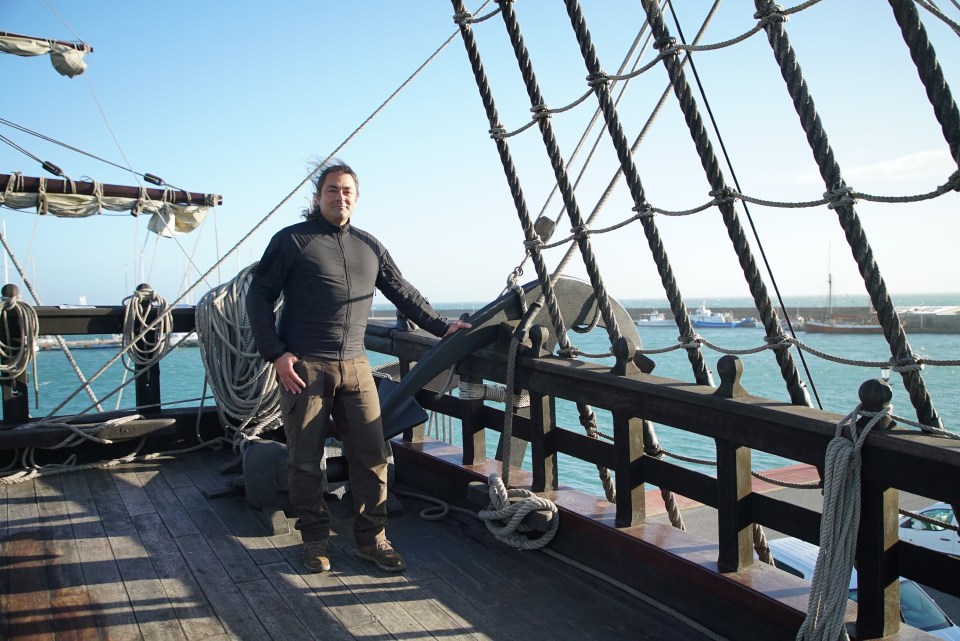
top-left (356, 540), bottom-right (406, 572)
top-left (302, 539), bottom-right (331, 573)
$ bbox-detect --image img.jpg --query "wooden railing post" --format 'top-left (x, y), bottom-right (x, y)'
top-left (1, 284), bottom-right (30, 425)
top-left (716, 439), bottom-right (753, 571)
top-left (528, 391), bottom-right (557, 492)
top-left (715, 356), bottom-right (753, 571)
top-left (133, 284), bottom-right (161, 413)
top-left (855, 378), bottom-right (900, 639)
top-left (613, 411), bottom-right (645, 527)
top-left (459, 372), bottom-right (486, 465)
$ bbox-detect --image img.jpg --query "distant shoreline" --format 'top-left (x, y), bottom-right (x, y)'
top-left (379, 292), bottom-right (960, 312)
top-left (369, 299), bottom-right (960, 334)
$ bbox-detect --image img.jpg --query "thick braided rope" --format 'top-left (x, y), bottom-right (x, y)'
top-left (578, 406), bottom-right (616, 502)
top-left (638, 0), bottom-right (808, 405)
top-left (754, 523), bottom-right (773, 564)
top-left (458, 379), bottom-right (530, 408)
top-left (528, 14), bottom-right (658, 243)
top-left (530, 175), bottom-right (960, 246)
top-left (492, 0), bottom-right (823, 142)
top-left (195, 264), bottom-right (282, 447)
top-left (755, 0), bottom-right (942, 429)
top-left (562, 0), bottom-right (711, 385)
top-left (478, 473), bottom-right (559, 550)
top-left (796, 405), bottom-right (886, 641)
top-left (452, 0), bottom-right (574, 355)
top-left (496, 2), bottom-right (627, 352)
top-left (477, 327), bottom-right (560, 550)
top-left (888, 0), bottom-right (960, 165)
top-left (525, 11), bottom-right (722, 381)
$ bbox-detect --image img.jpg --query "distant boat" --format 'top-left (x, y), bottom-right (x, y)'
top-left (806, 255), bottom-right (882, 334)
top-left (635, 310), bottom-right (674, 327)
top-left (690, 302), bottom-right (738, 328)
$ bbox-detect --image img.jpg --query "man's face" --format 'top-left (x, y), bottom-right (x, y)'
top-left (317, 171), bottom-right (358, 227)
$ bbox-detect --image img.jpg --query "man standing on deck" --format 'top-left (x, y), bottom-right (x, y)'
top-left (246, 161), bottom-right (470, 573)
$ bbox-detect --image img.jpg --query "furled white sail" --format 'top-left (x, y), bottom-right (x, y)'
top-left (0, 33), bottom-right (90, 78)
top-left (0, 174), bottom-right (214, 236)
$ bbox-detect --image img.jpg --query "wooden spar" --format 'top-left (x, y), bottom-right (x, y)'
top-left (0, 173), bottom-right (222, 206)
top-left (0, 31), bottom-right (93, 52)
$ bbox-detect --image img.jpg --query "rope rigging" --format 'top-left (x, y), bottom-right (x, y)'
top-left (445, 1), bottom-right (958, 579)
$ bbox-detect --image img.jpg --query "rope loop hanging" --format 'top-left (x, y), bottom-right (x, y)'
top-left (121, 285), bottom-right (172, 371)
top-left (0, 289), bottom-right (39, 381)
top-left (796, 403), bottom-right (890, 641)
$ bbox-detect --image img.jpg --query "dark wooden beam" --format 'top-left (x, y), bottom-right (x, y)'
top-left (0, 174), bottom-right (221, 206)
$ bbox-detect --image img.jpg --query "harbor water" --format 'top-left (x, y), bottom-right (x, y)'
top-left (24, 320), bottom-right (958, 499)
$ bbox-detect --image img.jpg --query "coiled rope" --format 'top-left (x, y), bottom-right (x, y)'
top-left (478, 473), bottom-right (559, 549)
top-left (194, 263), bottom-right (282, 448)
top-left (0, 289), bottom-right (39, 382)
top-left (795, 404), bottom-right (889, 641)
top-left (121, 285), bottom-right (172, 370)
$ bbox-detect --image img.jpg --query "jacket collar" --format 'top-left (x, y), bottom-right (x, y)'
top-left (314, 215), bottom-right (349, 233)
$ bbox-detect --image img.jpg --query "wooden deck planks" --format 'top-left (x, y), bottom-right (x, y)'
top-left (35, 475), bottom-right (99, 641)
top-left (1, 449), bottom-right (716, 641)
top-left (69, 470), bottom-right (142, 640)
top-left (90, 469), bottom-right (189, 641)
top-left (172, 532), bottom-right (270, 639)
top-left (133, 511), bottom-right (225, 640)
top-left (255, 561), bottom-right (356, 641)
top-left (2, 474), bottom-right (55, 640)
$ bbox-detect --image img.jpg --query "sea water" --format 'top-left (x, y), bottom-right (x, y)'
top-left (24, 324), bottom-right (959, 498)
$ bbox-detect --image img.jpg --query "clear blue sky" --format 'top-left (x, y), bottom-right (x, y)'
top-left (2, 1), bottom-right (958, 307)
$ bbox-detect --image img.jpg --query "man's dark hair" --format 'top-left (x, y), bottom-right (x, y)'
top-left (303, 160), bottom-right (360, 221)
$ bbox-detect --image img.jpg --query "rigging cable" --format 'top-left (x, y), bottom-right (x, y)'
top-left (35, 0), bottom-right (493, 423)
top-left (666, 2), bottom-right (823, 409)
top-left (0, 117), bottom-right (185, 190)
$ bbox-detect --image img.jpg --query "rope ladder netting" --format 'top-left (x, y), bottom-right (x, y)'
top-left (447, 0), bottom-right (958, 637)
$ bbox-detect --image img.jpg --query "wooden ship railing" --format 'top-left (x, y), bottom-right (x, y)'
top-left (2, 303), bottom-right (959, 640)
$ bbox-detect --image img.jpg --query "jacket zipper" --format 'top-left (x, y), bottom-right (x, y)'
top-left (337, 229), bottom-right (351, 360)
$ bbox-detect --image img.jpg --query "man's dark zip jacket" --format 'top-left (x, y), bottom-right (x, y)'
top-left (246, 216), bottom-right (449, 363)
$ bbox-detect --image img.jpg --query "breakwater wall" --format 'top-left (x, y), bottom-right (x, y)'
top-left (415, 306), bottom-right (960, 334)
